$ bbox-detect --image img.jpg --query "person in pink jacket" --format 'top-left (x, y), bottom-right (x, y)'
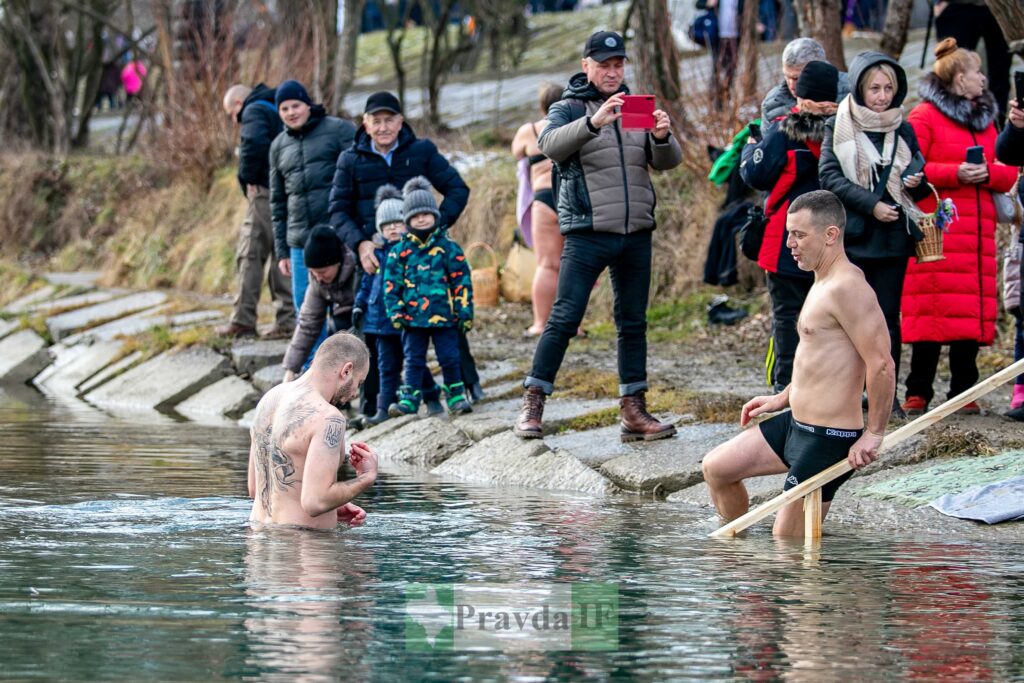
top-left (901, 38), bottom-right (1017, 416)
top-left (121, 60), bottom-right (147, 99)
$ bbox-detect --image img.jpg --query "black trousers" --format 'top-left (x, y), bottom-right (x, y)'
top-left (936, 3), bottom-right (1010, 116)
top-left (527, 230), bottom-right (652, 396)
top-left (851, 256), bottom-right (907, 379)
top-left (458, 330), bottom-right (479, 387)
top-left (766, 272), bottom-right (813, 389)
top-left (906, 341), bottom-right (980, 403)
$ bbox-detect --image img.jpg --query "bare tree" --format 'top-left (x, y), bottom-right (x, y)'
top-left (628, 0), bottom-right (691, 135)
top-left (332, 0), bottom-right (366, 114)
top-left (420, 0), bottom-right (476, 127)
top-left (737, 0), bottom-right (761, 100)
top-left (793, 0), bottom-right (847, 71)
top-left (986, 0), bottom-right (1024, 51)
top-left (376, 0), bottom-right (415, 108)
top-left (879, 0), bottom-right (914, 58)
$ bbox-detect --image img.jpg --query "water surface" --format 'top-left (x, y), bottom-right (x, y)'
top-left (2, 385), bottom-right (1023, 681)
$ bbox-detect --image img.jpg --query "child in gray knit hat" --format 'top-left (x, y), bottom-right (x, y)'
top-left (383, 176), bottom-right (474, 416)
top-left (352, 184), bottom-right (444, 425)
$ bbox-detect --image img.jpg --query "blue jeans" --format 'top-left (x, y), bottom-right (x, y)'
top-left (402, 327), bottom-right (461, 391)
top-left (526, 230), bottom-right (652, 396)
top-left (377, 334), bottom-right (441, 408)
top-left (291, 246), bottom-right (328, 370)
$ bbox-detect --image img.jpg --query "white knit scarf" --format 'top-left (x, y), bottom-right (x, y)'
top-left (833, 95), bottom-right (923, 219)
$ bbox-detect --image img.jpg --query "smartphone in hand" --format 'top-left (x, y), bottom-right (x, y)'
top-left (620, 95), bottom-right (656, 131)
top-left (902, 150), bottom-right (926, 179)
top-left (965, 145), bottom-right (985, 164)
top-left (1015, 70), bottom-right (1024, 102)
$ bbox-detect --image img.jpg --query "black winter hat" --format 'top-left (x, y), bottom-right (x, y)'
top-left (303, 227), bottom-right (344, 269)
top-left (795, 61), bottom-right (839, 103)
top-left (275, 79), bottom-right (312, 108)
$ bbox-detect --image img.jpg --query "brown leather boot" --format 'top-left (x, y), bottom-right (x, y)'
top-left (513, 386), bottom-right (546, 439)
top-left (620, 391), bottom-right (676, 442)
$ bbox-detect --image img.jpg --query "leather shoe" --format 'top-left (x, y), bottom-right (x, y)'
top-left (620, 390), bottom-right (676, 442)
top-left (215, 322), bottom-right (257, 339)
top-left (513, 386), bottom-right (546, 439)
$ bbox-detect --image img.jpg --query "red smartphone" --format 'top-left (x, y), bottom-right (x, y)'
top-left (620, 95), bottom-right (656, 131)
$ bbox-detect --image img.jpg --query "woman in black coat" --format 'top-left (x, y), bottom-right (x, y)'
top-left (819, 51), bottom-right (931, 406)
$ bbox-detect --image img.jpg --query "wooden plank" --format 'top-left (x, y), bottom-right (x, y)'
top-left (804, 487), bottom-right (822, 543)
top-left (710, 357), bottom-right (1024, 538)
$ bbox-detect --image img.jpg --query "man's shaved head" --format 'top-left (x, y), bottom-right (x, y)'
top-left (788, 189), bottom-right (846, 233)
top-left (312, 331), bottom-right (369, 374)
top-left (223, 84), bottom-right (252, 117)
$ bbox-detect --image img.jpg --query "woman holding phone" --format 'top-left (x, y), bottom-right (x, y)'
top-left (819, 52), bottom-right (932, 412)
top-left (900, 38), bottom-right (1017, 416)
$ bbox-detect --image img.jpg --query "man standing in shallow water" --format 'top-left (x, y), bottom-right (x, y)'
top-left (701, 191), bottom-right (895, 537)
top-left (248, 332), bottom-right (378, 529)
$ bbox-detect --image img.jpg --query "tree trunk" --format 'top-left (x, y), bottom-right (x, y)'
top-left (629, 0), bottom-right (691, 135)
top-left (879, 0), bottom-right (914, 58)
top-left (986, 0), bottom-right (1024, 47)
top-left (737, 0), bottom-right (760, 100)
top-left (332, 0), bottom-right (364, 113)
top-left (793, 0), bottom-right (847, 71)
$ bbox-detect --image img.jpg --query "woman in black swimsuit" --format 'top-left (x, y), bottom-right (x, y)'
top-left (512, 82), bottom-right (564, 336)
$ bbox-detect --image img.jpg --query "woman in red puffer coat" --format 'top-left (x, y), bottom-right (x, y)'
top-left (902, 38), bottom-right (1018, 415)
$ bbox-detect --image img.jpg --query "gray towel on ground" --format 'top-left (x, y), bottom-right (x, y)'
top-left (929, 476), bottom-right (1024, 524)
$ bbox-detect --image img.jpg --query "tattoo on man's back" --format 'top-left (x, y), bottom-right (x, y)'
top-left (254, 424), bottom-right (298, 516)
top-left (323, 418), bottom-right (345, 449)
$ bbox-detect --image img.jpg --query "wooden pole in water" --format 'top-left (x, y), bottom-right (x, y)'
top-left (710, 357), bottom-right (1024, 539)
top-left (803, 487), bottom-right (822, 543)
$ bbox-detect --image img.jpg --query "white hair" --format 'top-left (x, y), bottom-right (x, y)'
top-left (782, 38), bottom-right (827, 68)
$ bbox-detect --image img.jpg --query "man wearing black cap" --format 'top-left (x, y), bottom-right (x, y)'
top-left (513, 30), bottom-right (683, 443)
top-left (739, 60), bottom-right (839, 392)
top-left (282, 227), bottom-right (359, 381)
top-left (328, 90), bottom-right (486, 402)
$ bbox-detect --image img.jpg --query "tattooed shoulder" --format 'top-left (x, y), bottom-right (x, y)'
top-left (279, 400), bottom-right (319, 441)
top-left (323, 416), bottom-right (346, 449)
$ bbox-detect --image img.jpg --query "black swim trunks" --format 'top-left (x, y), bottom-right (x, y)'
top-left (533, 188), bottom-right (556, 213)
top-left (758, 411), bottom-right (863, 502)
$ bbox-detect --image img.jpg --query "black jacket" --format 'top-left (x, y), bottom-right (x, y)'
top-left (236, 83), bottom-right (282, 194)
top-left (269, 106), bottom-right (357, 259)
top-left (328, 124), bottom-right (470, 252)
top-left (818, 51), bottom-right (929, 260)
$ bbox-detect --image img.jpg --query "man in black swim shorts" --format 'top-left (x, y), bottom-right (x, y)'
top-left (702, 191), bottom-right (895, 536)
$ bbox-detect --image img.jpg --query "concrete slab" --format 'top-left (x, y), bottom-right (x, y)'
top-left (371, 416), bottom-right (474, 467)
top-left (23, 290), bottom-right (120, 315)
top-left (252, 364), bottom-right (286, 393)
top-left (4, 285), bottom-right (59, 314)
top-left (0, 318), bottom-right (21, 340)
top-left (47, 291), bottom-right (168, 341)
top-left (356, 414), bottom-right (420, 442)
top-left (0, 329), bottom-right (50, 384)
top-left (175, 375), bottom-right (260, 420)
top-left (85, 346), bottom-right (231, 412)
top-left (44, 271), bottom-right (102, 288)
top-left (471, 397), bottom-right (610, 433)
top-left (78, 351), bottom-right (144, 394)
top-left (666, 473), bottom-right (788, 508)
top-left (451, 414), bottom-right (509, 441)
top-left (167, 310), bottom-right (225, 331)
top-left (36, 340), bottom-right (125, 391)
top-left (433, 431), bottom-right (620, 496)
top-left (60, 306), bottom-right (168, 345)
top-left (231, 339), bottom-right (290, 376)
top-left (31, 343), bottom-right (92, 387)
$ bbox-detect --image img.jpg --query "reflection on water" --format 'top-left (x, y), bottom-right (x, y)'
top-left (1, 387), bottom-right (1023, 680)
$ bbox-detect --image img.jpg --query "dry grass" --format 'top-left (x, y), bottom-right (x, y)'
top-left (912, 425), bottom-right (996, 463)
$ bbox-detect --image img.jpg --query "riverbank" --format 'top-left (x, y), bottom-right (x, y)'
top-left (2, 270), bottom-right (1022, 541)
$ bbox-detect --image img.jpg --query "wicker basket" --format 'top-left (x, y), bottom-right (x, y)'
top-left (915, 184), bottom-right (946, 264)
top-left (466, 241), bottom-right (500, 307)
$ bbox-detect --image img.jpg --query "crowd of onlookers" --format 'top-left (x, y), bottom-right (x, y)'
top-left (710, 35), bottom-right (1024, 421)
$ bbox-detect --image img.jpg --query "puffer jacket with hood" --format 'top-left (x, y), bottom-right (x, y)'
top-left (383, 226), bottom-right (473, 328)
top-left (236, 83), bottom-right (282, 194)
top-left (902, 74), bottom-right (1018, 345)
top-left (270, 106), bottom-right (357, 259)
top-left (329, 123), bottom-right (470, 252)
top-left (282, 244), bottom-right (359, 373)
top-left (537, 73), bottom-right (682, 235)
top-left (819, 52), bottom-right (931, 260)
top-left (740, 108), bottom-right (829, 278)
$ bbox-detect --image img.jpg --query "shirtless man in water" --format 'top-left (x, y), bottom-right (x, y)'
top-left (248, 332), bottom-right (378, 529)
top-left (702, 190), bottom-right (896, 536)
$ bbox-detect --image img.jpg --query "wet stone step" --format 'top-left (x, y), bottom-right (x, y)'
top-left (85, 347), bottom-right (231, 412)
top-left (47, 291), bottom-right (169, 341)
top-left (433, 431), bottom-right (620, 496)
top-left (175, 376), bottom-right (260, 420)
top-left (231, 339), bottom-right (290, 377)
top-left (370, 416), bottom-right (474, 468)
top-left (0, 329), bottom-right (51, 384)
top-left (78, 351), bottom-right (144, 395)
top-left (36, 341), bottom-right (126, 392)
top-left (252, 365), bottom-right (286, 394)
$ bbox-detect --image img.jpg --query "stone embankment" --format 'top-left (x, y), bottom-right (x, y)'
top-left (2, 273), bottom-right (1022, 540)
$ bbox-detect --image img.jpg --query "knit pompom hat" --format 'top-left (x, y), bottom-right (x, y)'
top-left (375, 184), bottom-right (404, 233)
top-left (402, 176), bottom-right (440, 224)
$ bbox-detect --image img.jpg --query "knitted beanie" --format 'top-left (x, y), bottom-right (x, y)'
top-left (795, 61), bottom-right (839, 103)
top-left (303, 226), bottom-right (343, 269)
top-left (275, 79), bottom-right (312, 108)
top-left (402, 176), bottom-right (440, 224)
top-left (375, 184), bottom-right (405, 233)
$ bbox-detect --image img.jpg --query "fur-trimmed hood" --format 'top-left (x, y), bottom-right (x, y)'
top-left (779, 111), bottom-right (828, 142)
top-left (918, 72), bottom-right (998, 131)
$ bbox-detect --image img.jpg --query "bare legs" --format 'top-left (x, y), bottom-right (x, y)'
top-left (528, 201), bottom-right (563, 336)
top-left (702, 426), bottom-right (829, 537)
